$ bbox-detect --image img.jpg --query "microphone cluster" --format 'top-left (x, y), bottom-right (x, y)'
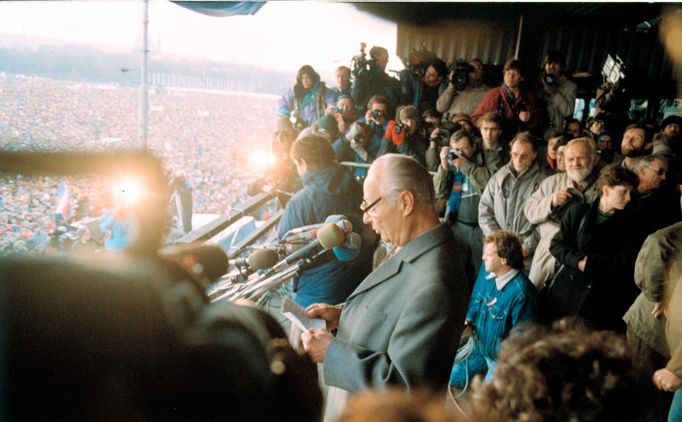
top-left (164, 214), bottom-right (362, 302)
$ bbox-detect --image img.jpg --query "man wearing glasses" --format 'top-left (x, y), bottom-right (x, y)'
top-left (301, 154), bottom-right (469, 421)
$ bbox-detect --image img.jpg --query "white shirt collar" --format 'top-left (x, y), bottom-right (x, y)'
top-left (486, 269), bottom-right (519, 291)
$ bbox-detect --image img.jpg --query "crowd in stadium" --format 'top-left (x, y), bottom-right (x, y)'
top-left (0, 74), bottom-right (277, 253)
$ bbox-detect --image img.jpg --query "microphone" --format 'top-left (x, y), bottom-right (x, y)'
top-left (159, 243), bottom-right (229, 286)
top-left (281, 222), bottom-right (326, 243)
top-left (333, 232), bottom-right (362, 262)
top-left (269, 223), bottom-right (345, 274)
top-left (229, 249), bottom-right (279, 271)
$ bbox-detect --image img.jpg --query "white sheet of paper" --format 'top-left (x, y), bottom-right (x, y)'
top-left (281, 297), bottom-right (326, 331)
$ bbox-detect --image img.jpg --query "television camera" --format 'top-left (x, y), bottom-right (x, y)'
top-left (450, 59), bottom-right (475, 91)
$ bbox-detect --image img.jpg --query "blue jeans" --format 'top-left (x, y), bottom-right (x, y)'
top-left (449, 353), bottom-right (496, 388)
top-left (670, 389), bottom-right (682, 422)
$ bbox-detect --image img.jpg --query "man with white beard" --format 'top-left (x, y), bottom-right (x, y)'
top-left (524, 137), bottom-right (601, 289)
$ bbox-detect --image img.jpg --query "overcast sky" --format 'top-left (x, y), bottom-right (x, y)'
top-left (0, 1), bottom-right (400, 78)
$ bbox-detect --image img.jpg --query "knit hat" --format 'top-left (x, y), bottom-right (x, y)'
top-left (314, 114), bottom-right (341, 140)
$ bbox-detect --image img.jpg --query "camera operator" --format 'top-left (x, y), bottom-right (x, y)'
top-left (378, 105), bottom-right (428, 167)
top-left (436, 59), bottom-right (489, 120)
top-left (537, 51), bottom-right (577, 132)
top-left (472, 59), bottom-right (545, 140)
top-left (433, 130), bottom-right (485, 283)
top-left (351, 46), bottom-right (401, 117)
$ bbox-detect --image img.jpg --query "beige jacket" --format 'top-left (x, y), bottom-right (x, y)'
top-left (523, 172), bottom-right (599, 288)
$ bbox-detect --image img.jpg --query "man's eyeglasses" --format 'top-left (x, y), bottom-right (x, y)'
top-left (361, 196), bottom-right (382, 214)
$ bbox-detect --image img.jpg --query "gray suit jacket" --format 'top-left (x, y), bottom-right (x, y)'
top-left (323, 223), bottom-right (469, 393)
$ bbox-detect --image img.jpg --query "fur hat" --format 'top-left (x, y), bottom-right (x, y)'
top-left (661, 115), bottom-right (682, 130)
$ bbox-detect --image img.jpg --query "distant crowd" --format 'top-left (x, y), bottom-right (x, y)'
top-left (0, 74), bottom-right (278, 254)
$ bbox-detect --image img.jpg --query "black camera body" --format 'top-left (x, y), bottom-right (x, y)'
top-left (371, 110), bottom-right (384, 120)
top-left (451, 60), bottom-right (475, 92)
top-left (394, 122), bottom-right (406, 134)
top-left (446, 148), bottom-right (463, 161)
top-left (435, 129), bottom-right (450, 142)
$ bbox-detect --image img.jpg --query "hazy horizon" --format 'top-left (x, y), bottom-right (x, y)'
top-left (0, 1), bottom-right (402, 82)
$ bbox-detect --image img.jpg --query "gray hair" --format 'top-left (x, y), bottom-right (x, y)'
top-left (370, 154), bottom-right (435, 205)
top-left (636, 153), bottom-right (668, 172)
top-left (566, 137), bottom-right (597, 160)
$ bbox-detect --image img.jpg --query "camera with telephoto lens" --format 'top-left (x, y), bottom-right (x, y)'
top-left (446, 148), bottom-right (463, 161)
top-left (451, 59), bottom-right (475, 91)
top-left (394, 122), bottom-right (406, 134)
top-left (542, 72), bottom-right (558, 86)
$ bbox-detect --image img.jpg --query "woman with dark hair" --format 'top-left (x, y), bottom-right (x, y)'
top-left (278, 65), bottom-right (336, 129)
top-left (449, 231), bottom-right (538, 391)
top-left (410, 58), bottom-right (449, 114)
top-left (548, 164), bottom-right (640, 332)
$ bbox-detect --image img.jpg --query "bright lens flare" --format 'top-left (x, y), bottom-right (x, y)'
top-left (249, 149), bottom-right (277, 170)
top-left (112, 178), bottom-right (142, 206)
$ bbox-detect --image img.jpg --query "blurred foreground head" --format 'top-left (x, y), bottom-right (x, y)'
top-left (338, 388), bottom-right (458, 422)
top-left (471, 317), bottom-right (655, 422)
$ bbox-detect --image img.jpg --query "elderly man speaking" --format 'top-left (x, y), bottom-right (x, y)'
top-left (301, 153), bottom-right (469, 421)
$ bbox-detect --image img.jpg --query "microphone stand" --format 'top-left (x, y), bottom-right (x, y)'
top-left (211, 253), bottom-right (323, 303)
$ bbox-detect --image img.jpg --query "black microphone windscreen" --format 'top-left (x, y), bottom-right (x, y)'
top-left (316, 223), bottom-right (345, 249)
top-left (161, 243), bottom-right (228, 283)
top-left (247, 249), bottom-right (279, 270)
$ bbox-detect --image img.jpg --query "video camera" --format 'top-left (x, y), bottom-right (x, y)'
top-left (602, 54), bottom-right (626, 88)
top-left (450, 59), bottom-right (475, 91)
top-left (351, 42), bottom-right (380, 82)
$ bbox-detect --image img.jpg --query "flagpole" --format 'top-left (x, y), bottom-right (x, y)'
top-left (138, 0), bottom-right (149, 149)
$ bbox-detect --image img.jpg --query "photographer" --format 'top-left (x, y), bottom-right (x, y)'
top-left (433, 130), bottom-right (484, 280)
top-left (326, 95), bottom-right (357, 135)
top-left (332, 121), bottom-right (375, 179)
top-left (436, 59), bottom-right (489, 120)
top-left (351, 46), bottom-right (401, 116)
top-left (458, 113), bottom-right (509, 193)
top-left (537, 51), bottom-right (577, 132)
top-left (378, 105), bottom-right (428, 167)
top-left (425, 122), bottom-right (457, 172)
top-left (405, 57), bottom-right (449, 114)
top-left (279, 65), bottom-right (337, 130)
top-left (472, 59), bottom-right (545, 139)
